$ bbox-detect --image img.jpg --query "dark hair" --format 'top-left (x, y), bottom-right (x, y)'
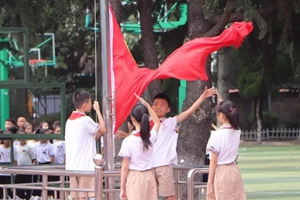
top-left (53, 120), bottom-right (61, 128)
top-left (39, 121), bottom-right (49, 128)
top-left (5, 118), bottom-right (17, 126)
top-left (72, 91), bottom-right (91, 109)
top-left (17, 116), bottom-right (26, 120)
top-left (8, 126), bottom-right (19, 134)
top-left (217, 100), bottom-right (239, 130)
top-left (130, 104), bottom-right (151, 151)
top-left (127, 117), bottom-right (135, 131)
top-left (35, 128), bottom-right (49, 134)
top-left (153, 93), bottom-right (171, 107)
top-left (24, 122), bottom-right (33, 128)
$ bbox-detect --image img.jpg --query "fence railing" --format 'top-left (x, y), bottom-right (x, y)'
top-left (187, 168), bottom-right (209, 200)
top-left (241, 128), bottom-right (300, 141)
top-left (0, 155), bottom-right (207, 200)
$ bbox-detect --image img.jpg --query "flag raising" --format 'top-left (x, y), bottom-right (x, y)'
top-left (108, 7), bottom-right (254, 132)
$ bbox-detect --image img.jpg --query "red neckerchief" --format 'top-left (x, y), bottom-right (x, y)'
top-left (133, 131), bottom-right (151, 137)
top-left (68, 112), bottom-right (85, 120)
top-left (149, 119), bottom-right (163, 130)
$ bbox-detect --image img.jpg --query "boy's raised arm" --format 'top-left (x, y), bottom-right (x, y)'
top-left (135, 93), bottom-right (161, 132)
top-left (177, 87), bottom-right (217, 123)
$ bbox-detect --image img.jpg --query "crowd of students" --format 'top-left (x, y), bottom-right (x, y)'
top-left (0, 117), bottom-right (65, 200)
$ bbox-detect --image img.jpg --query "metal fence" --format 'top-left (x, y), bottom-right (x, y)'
top-left (0, 156), bottom-right (207, 200)
top-left (187, 168), bottom-right (209, 200)
top-left (241, 128), bottom-right (300, 141)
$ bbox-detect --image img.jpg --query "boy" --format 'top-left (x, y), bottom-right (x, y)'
top-left (151, 87), bottom-right (216, 200)
top-left (5, 118), bottom-right (17, 130)
top-left (17, 116), bottom-right (27, 131)
top-left (65, 91), bottom-right (106, 200)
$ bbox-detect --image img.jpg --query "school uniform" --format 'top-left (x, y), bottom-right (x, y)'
top-left (207, 124), bottom-right (247, 200)
top-left (65, 111), bottom-right (100, 199)
top-left (119, 129), bottom-right (158, 200)
top-left (0, 145), bottom-right (18, 199)
top-left (33, 142), bottom-right (54, 196)
top-left (15, 143), bottom-right (36, 199)
top-left (151, 117), bottom-right (178, 197)
top-left (52, 140), bottom-right (66, 198)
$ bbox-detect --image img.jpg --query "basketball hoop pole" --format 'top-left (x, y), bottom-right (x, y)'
top-left (0, 44), bottom-right (9, 130)
top-left (100, 0), bottom-right (115, 199)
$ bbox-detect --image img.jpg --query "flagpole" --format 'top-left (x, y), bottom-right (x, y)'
top-left (100, 0), bottom-right (115, 199)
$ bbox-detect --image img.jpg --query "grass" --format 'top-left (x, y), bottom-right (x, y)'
top-left (238, 143), bottom-right (300, 200)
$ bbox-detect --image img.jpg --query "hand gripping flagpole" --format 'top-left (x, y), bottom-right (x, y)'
top-left (100, 0), bottom-right (115, 199)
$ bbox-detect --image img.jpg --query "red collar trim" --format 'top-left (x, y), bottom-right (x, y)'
top-left (69, 112), bottom-right (85, 120)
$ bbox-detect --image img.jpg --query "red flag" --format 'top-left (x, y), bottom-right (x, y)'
top-left (109, 7), bottom-right (253, 132)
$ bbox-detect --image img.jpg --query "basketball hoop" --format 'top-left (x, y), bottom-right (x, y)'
top-left (29, 59), bottom-right (47, 77)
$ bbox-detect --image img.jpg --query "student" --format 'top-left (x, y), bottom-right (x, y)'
top-left (65, 90), bottom-right (106, 200)
top-left (17, 116), bottom-right (28, 131)
top-left (39, 121), bottom-right (49, 130)
top-left (0, 131), bottom-right (18, 199)
top-left (5, 118), bottom-right (18, 130)
top-left (151, 87), bottom-right (216, 200)
top-left (206, 100), bottom-right (246, 200)
top-left (119, 94), bottom-right (160, 200)
top-left (15, 137), bottom-right (36, 200)
top-left (52, 120), bottom-right (61, 130)
top-left (32, 129), bottom-right (54, 198)
top-left (52, 125), bottom-right (65, 199)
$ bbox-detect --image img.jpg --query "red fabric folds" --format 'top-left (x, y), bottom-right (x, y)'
top-left (110, 7), bottom-right (253, 132)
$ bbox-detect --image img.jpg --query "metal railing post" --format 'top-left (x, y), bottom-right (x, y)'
top-left (94, 154), bottom-right (105, 200)
top-left (187, 169), bottom-right (196, 200)
top-left (42, 175), bottom-right (48, 200)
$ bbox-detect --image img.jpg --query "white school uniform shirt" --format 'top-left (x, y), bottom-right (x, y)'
top-left (118, 129), bottom-right (158, 171)
top-left (0, 145), bottom-right (19, 176)
top-left (53, 140), bottom-right (66, 164)
top-left (35, 142), bottom-right (54, 163)
top-left (206, 131), bottom-right (216, 155)
top-left (65, 111), bottom-right (100, 171)
top-left (152, 116), bottom-right (178, 167)
top-left (17, 143), bottom-right (36, 165)
top-left (207, 125), bottom-right (241, 165)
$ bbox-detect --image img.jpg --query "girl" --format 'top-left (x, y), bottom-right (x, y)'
top-left (39, 121), bottom-right (49, 130)
top-left (206, 100), bottom-right (247, 200)
top-left (119, 94), bottom-right (160, 200)
top-left (25, 123), bottom-right (39, 147)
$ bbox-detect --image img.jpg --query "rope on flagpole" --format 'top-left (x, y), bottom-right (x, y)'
top-left (94, 0), bottom-right (101, 154)
top-left (94, 0), bottom-right (98, 122)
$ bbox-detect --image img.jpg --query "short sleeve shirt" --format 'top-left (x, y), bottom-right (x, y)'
top-left (207, 125), bottom-right (241, 165)
top-left (119, 129), bottom-right (158, 171)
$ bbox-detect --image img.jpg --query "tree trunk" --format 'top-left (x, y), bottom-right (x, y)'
top-left (256, 97), bottom-right (262, 144)
top-left (137, 0), bottom-right (161, 99)
top-left (177, 0), bottom-right (213, 199)
top-left (217, 48), bottom-right (230, 101)
top-left (109, 0), bottom-right (121, 23)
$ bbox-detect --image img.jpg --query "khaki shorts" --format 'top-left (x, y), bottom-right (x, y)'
top-left (155, 165), bottom-right (175, 197)
top-left (70, 176), bottom-right (95, 199)
top-left (126, 169), bottom-right (158, 200)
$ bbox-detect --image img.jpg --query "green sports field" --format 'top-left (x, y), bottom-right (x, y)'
top-left (238, 143), bottom-right (300, 200)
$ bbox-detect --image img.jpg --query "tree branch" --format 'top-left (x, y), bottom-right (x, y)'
top-left (203, 0), bottom-right (234, 37)
top-left (211, 0), bottom-right (294, 24)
